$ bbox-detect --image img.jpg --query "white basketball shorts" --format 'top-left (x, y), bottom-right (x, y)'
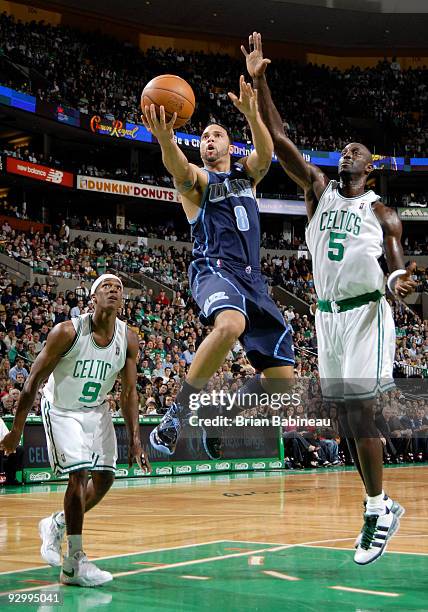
top-left (41, 396), bottom-right (117, 475)
top-left (315, 296), bottom-right (396, 401)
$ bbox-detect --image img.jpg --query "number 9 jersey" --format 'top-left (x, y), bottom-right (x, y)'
top-left (43, 313), bottom-right (127, 410)
top-left (41, 314), bottom-right (127, 475)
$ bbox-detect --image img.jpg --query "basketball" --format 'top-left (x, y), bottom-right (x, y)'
top-left (141, 74), bottom-right (195, 129)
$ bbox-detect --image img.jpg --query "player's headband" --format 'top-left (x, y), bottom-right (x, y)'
top-left (90, 274), bottom-right (123, 296)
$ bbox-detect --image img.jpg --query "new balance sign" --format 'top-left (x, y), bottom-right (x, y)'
top-left (6, 157), bottom-right (73, 187)
top-left (77, 175), bottom-right (180, 202)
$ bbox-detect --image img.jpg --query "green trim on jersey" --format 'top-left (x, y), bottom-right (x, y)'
top-left (89, 314), bottom-right (117, 350)
top-left (57, 461), bottom-right (93, 474)
top-left (62, 317), bottom-right (83, 357)
top-left (42, 400), bottom-right (61, 470)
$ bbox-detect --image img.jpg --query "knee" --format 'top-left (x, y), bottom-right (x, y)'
top-left (67, 470), bottom-right (88, 494)
top-left (214, 312), bottom-right (246, 345)
top-left (346, 403), bottom-right (379, 438)
top-left (92, 472), bottom-right (115, 497)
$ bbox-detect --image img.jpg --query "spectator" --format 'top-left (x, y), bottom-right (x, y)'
top-left (9, 358), bottom-right (29, 383)
top-left (182, 344), bottom-right (196, 365)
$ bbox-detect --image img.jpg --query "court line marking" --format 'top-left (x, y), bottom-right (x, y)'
top-left (228, 539), bottom-right (428, 556)
top-left (263, 570), bottom-right (300, 581)
top-left (1, 537), bottom-right (425, 598)
top-left (181, 575), bottom-right (211, 580)
top-left (0, 543), bottom-right (294, 595)
top-left (329, 586), bottom-right (399, 597)
top-left (0, 540), bottom-right (227, 576)
top-left (112, 544), bottom-right (294, 578)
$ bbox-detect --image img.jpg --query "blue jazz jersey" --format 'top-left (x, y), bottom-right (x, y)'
top-left (188, 162), bottom-right (294, 371)
top-left (192, 161), bottom-right (260, 267)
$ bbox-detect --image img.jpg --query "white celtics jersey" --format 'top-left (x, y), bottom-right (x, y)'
top-left (305, 181), bottom-right (385, 301)
top-left (43, 313), bottom-right (128, 410)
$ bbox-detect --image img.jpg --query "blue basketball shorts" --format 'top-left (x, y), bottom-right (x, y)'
top-left (189, 258), bottom-right (295, 371)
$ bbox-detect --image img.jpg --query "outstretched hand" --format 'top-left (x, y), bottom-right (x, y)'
top-left (228, 75), bottom-right (259, 120)
top-left (141, 104), bottom-right (177, 143)
top-left (241, 31), bottom-right (271, 78)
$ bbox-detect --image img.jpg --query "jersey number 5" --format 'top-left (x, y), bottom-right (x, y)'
top-left (79, 382), bottom-right (101, 404)
top-left (234, 206), bottom-right (250, 231)
top-left (328, 231), bottom-right (346, 261)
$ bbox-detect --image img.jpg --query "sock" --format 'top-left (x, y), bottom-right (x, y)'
top-left (365, 492), bottom-right (393, 510)
top-left (53, 511), bottom-right (65, 527)
top-left (176, 380), bottom-right (201, 409)
top-left (366, 490), bottom-right (387, 516)
top-left (67, 535), bottom-right (83, 557)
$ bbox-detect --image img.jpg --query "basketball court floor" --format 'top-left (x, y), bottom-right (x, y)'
top-left (1, 465), bottom-right (427, 610)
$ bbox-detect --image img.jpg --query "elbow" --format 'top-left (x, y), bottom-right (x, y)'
top-left (271, 131), bottom-right (288, 147)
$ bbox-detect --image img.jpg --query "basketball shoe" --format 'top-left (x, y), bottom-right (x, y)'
top-left (39, 512), bottom-right (66, 566)
top-left (149, 402), bottom-right (190, 455)
top-left (354, 495), bottom-right (405, 547)
top-left (354, 507), bottom-right (399, 565)
top-left (201, 425), bottom-right (223, 460)
top-left (61, 551), bottom-right (113, 587)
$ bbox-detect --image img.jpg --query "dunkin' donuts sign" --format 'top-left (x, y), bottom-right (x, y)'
top-left (77, 175), bottom-right (180, 202)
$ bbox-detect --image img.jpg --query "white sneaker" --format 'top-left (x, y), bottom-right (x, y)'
top-left (354, 508), bottom-right (399, 565)
top-left (60, 551), bottom-right (113, 587)
top-left (39, 513), bottom-right (66, 567)
top-left (354, 497), bottom-right (405, 547)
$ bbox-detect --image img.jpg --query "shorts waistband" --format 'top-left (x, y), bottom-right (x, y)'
top-left (317, 290), bottom-right (383, 313)
top-left (204, 258), bottom-right (261, 273)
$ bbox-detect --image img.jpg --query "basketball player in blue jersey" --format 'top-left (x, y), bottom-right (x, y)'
top-left (243, 32), bottom-right (417, 565)
top-left (141, 75), bottom-right (294, 459)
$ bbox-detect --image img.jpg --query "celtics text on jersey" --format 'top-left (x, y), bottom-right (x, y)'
top-left (305, 181), bottom-right (385, 301)
top-left (43, 313), bottom-right (127, 410)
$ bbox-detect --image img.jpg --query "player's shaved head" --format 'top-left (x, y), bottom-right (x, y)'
top-left (343, 142), bottom-right (373, 162)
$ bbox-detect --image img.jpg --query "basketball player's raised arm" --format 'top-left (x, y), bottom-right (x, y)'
top-left (141, 105), bottom-right (207, 218)
top-left (228, 75), bottom-right (273, 184)
top-left (120, 329), bottom-right (151, 473)
top-left (372, 203), bottom-right (417, 299)
top-left (0, 321), bottom-right (76, 454)
top-left (242, 32), bottom-right (328, 216)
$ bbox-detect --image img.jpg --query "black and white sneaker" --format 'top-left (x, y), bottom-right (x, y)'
top-left (354, 496), bottom-right (405, 547)
top-left (354, 508), bottom-right (399, 565)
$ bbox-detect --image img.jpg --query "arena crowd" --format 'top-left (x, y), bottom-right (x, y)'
top-left (1, 12), bottom-right (428, 155)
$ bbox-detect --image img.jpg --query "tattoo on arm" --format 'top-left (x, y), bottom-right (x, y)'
top-left (174, 178), bottom-right (195, 193)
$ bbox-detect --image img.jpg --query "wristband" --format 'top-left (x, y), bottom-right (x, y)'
top-left (387, 269), bottom-right (406, 292)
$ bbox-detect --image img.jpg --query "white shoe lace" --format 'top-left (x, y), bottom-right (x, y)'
top-left (47, 520), bottom-right (64, 550)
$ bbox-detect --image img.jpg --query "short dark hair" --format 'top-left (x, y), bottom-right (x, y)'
top-left (203, 122), bottom-right (232, 143)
